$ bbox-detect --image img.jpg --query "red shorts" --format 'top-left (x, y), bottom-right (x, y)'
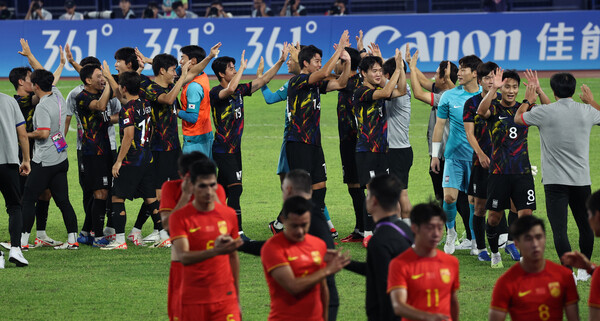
top-left (168, 261), bottom-right (183, 321)
top-left (181, 299), bottom-right (240, 321)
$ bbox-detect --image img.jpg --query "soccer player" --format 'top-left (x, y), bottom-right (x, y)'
top-left (477, 69), bottom-right (538, 267)
top-left (74, 63), bottom-right (114, 247)
top-left (430, 54), bottom-right (482, 255)
top-left (210, 45), bottom-right (288, 240)
top-left (170, 158), bottom-right (242, 321)
top-left (489, 215), bottom-right (579, 321)
top-left (285, 31), bottom-right (351, 239)
top-left (344, 174), bottom-right (413, 320)
top-left (516, 72), bottom-right (598, 282)
top-left (261, 196), bottom-right (350, 321)
top-left (0, 91), bottom-right (30, 267)
top-left (353, 50), bottom-right (405, 247)
top-left (388, 202), bottom-right (459, 321)
top-left (102, 71), bottom-right (156, 250)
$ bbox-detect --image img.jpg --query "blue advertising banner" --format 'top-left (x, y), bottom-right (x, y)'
top-left (1, 11), bottom-right (599, 77)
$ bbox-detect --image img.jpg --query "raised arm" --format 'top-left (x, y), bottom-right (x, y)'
top-left (390, 58), bottom-right (407, 98)
top-left (89, 83), bottom-right (112, 112)
top-left (18, 39), bottom-right (43, 70)
top-left (524, 69), bottom-right (550, 104)
top-left (157, 61), bottom-right (190, 105)
top-left (477, 67), bottom-right (504, 119)
top-left (514, 81), bottom-right (538, 126)
top-left (308, 30), bottom-right (349, 85)
top-left (580, 84), bottom-right (600, 111)
top-left (368, 42), bottom-right (382, 59)
top-left (251, 43), bottom-right (288, 92)
top-left (356, 30), bottom-right (367, 58)
top-left (102, 61), bottom-right (125, 104)
top-left (65, 44), bottom-right (82, 73)
top-left (372, 49), bottom-right (402, 100)
top-left (52, 45), bottom-right (66, 86)
top-left (409, 51), bottom-right (434, 104)
top-left (185, 43), bottom-right (222, 83)
top-left (326, 45), bottom-right (351, 92)
top-left (218, 51), bottom-right (247, 99)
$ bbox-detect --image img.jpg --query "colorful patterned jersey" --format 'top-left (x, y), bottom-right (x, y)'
top-left (75, 89), bottom-right (111, 156)
top-left (15, 93), bottom-right (35, 132)
top-left (463, 93), bottom-right (501, 165)
top-left (337, 73), bottom-right (361, 142)
top-left (487, 101), bottom-right (531, 174)
top-left (144, 81), bottom-right (181, 152)
top-left (119, 98), bottom-right (153, 166)
top-left (210, 82), bottom-right (253, 154)
top-left (354, 85), bottom-right (388, 153)
top-left (285, 73), bottom-right (329, 146)
top-left (137, 74), bottom-right (153, 99)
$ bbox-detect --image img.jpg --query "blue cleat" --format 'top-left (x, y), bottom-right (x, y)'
top-left (478, 250), bottom-right (492, 262)
top-left (505, 243), bottom-right (521, 261)
top-left (77, 233), bottom-right (93, 246)
top-left (93, 238), bottom-right (111, 248)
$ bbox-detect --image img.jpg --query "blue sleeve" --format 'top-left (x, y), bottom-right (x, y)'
top-left (178, 82), bottom-right (203, 123)
top-left (261, 81), bottom-right (288, 104)
top-left (436, 90), bottom-right (450, 119)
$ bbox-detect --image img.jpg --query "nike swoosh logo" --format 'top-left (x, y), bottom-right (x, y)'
top-left (411, 273), bottom-right (424, 280)
top-left (527, 201), bottom-right (534, 205)
top-left (288, 256), bottom-right (298, 261)
top-left (518, 290), bottom-right (531, 297)
top-left (499, 116), bottom-right (508, 119)
top-left (189, 227), bottom-right (202, 233)
top-left (452, 105), bottom-right (462, 109)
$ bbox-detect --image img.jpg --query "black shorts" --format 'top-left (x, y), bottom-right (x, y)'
top-left (486, 174), bottom-right (536, 211)
top-left (152, 150), bottom-right (181, 189)
top-left (356, 152), bottom-right (389, 187)
top-left (213, 151), bottom-right (242, 186)
top-left (468, 164), bottom-right (489, 199)
top-left (286, 141), bottom-right (327, 184)
top-left (112, 163), bottom-right (156, 200)
top-left (388, 147), bottom-right (413, 189)
top-left (0, 164), bottom-right (22, 208)
top-left (339, 139), bottom-right (358, 184)
top-left (82, 154), bottom-right (113, 191)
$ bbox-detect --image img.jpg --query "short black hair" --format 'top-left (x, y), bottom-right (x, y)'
top-left (152, 53), bottom-right (178, 76)
top-left (298, 45), bottom-right (322, 70)
top-left (114, 47), bottom-right (139, 71)
top-left (9, 67), bottom-right (32, 90)
top-left (477, 61), bottom-right (499, 82)
top-left (211, 56), bottom-right (236, 82)
top-left (367, 174), bottom-right (402, 212)
top-left (359, 56), bottom-right (383, 75)
top-left (79, 64), bottom-right (101, 85)
top-left (382, 58), bottom-right (407, 77)
top-left (550, 72), bottom-right (576, 99)
top-left (410, 202), bottom-right (446, 226)
top-left (458, 55), bottom-right (482, 73)
top-left (345, 47), bottom-right (361, 71)
top-left (284, 169), bottom-right (312, 195)
top-left (180, 45), bottom-right (206, 64)
top-left (439, 60), bottom-right (458, 84)
top-left (117, 71), bottom-right (140, 95)
top-left (587, 190), bottom-right (600, 217)
top-left (510, 215), bottom-right (545, 241)
top-left (282, 196), bottom-right (313, 220)
top-left (80, 56), bottom-right (101, 68)
top-left (172, 1), bottom-right (184, 10)
top-left (30, 69), bottom-right (54, 92)
top-left (189, 158), bottom-right (217, 183)
top-left (502, 69), bottom-right (520, 85)
top-left (178, 151), bottom-right (208, 175)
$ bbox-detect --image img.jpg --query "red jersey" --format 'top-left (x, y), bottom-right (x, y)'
top-left (169, 202), bottom-right (239, 304)
top-left (261, 232), bottom-right (327, 321)
top-left (589, 268), bottom-right (600, 309)
top-left (159, 179), bottom-right (226, 213)
top-left (387, 248), bottom-right (460, 321)
top-left (491, 260), bottom-right (578, 321)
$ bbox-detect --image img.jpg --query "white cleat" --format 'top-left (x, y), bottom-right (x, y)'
top-left (498, 233), bottom-right (508, 249)
top-left (9, 247), bottom-right (28, 267)
top-left (142, 230), bottom-right (160, 243)
top-left (455, 238), bottom-right (472, 250)
top-left (577, 269), bottom-right (591, 282)
top-left (444, 228), bottom-right (457, 255)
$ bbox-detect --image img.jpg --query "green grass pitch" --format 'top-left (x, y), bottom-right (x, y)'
top-left (1, 77), bottom-right (600, 320)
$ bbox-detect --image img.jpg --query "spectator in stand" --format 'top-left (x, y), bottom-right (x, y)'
top-left (251, 0), bottom-right (274, 17)
top-left (114, 0), bottom-right (135, 19)
top-left (205, 1), bottom-right (232, 18)
top-left (327, 0), bottom-right (347, 15)
top-left (142, 1), bottom-right (160, 18)
top-left (162, 0), bottom-right (187, 18)
top-left (173, 1), bottom-right (197, 18)
top-left (0, 1), bottom-right (14, 20)
top-left (25, 0), bottom-right (52, 20)
top-left (280, 0), bottom-right (306, 16)
top-left (59, 1), bottom-right (84, 20)
top-left (483, 0), bottom-right (509, 11)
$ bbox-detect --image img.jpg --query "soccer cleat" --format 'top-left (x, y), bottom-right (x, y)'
top-left (444, 228), bottom-right (457, 255)
top-left (0, 252), bottom-right (4, 269)
top-left (105, 233), bottom-right (116, 241)
top-left (340, 232), bottom-right (364, 243)
top-left (504, 243), bottom-right (521, 261)
top-left (362, 235), bottom-right (372, 248)
top-left (92, 238), bottom-right (111, 248)
top-left (455, 238), bottom-right (472, 250)
top-left (0, 242), bottom-right (11, 250)
top-left (151, 238), bottom-right (172, 248)
top-left (34, 237), bottom-right (63, 248)
top-left (128, 231), bottom-right (145, 246)
top-left (77, 233), bottom-right (93, 246)
top-left (54, 242), bottom-right (80, 250)
top-left (491, 252), bottom-right (503, 268)
top-left (21, 244), bottom-right (29, 252)
top-left (498, 233), bottom-right (508, 249)
top-left (100, 241), bottom-right (127, 250)
top-left (8, 247), bottom-right (28, 267)
top-left (142, 230), bottom-right (160, 243)
top-left (330, 228), bottom-right (339, 239)
top-left (478, 250), bottom-right (492, 262)
top-left (470, 240), bottom-right (479, 256)
top-left (268, 220), bottom-right (283, 235)
top-left (577, 269), bottom-right (592, 282)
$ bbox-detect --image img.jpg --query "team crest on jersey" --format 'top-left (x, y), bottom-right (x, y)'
top-left (123, 118), bottom-right (130, 124)
top-left (548, 282), bottom-right (561, 298)
top-left (311, 251), bottom-right (322, 265)
top-left (218, 220), bottom-right (228, 235)
top-left (440, 268), bottom-right (451, 284)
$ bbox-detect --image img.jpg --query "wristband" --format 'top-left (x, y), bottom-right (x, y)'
top-left (431, 142), bottom-right (441, 158)
top-left (359, 49), bottom-right (367, 54)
